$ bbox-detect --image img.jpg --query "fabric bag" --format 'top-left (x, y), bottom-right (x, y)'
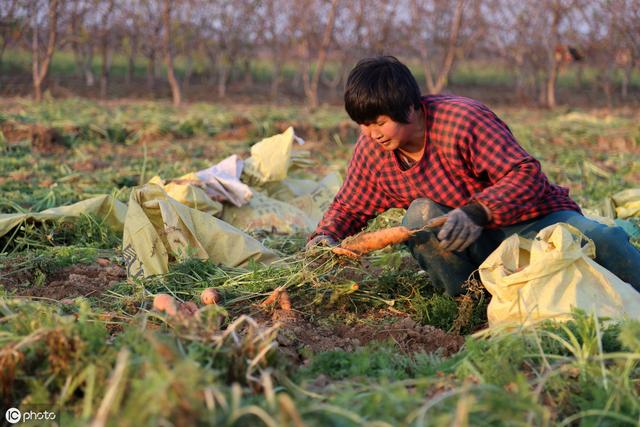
top-left (122, 184), bottom-right (278, 279)
top-left (479, 223), bottom-right (640, 327)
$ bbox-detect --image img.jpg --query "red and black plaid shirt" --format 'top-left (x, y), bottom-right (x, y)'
top-left (311, 95), bottom-right (581, 241)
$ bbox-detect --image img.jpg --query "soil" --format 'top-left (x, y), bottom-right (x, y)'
top-left (30, 125), bottom-right (67, 154)
top-left (1, 259), bottom-right (126, 300)
top-left (270, 309), bottom-right (464, 365)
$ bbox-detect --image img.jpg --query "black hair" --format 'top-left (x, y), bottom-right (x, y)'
top-left (344, 56), bottom-right (422, 124)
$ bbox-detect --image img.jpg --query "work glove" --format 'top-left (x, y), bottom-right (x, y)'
top-left (434, 204), bottom-right (489, 252)
top-left (305, 234), bottom-right (337, 251)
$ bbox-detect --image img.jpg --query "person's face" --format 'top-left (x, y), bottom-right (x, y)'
top-left (358, 108), bottom-right (419, 152)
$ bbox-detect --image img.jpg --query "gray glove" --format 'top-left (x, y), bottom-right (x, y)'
top-left (436, 208), bottom-right (483, 252)
top-left (305, 234), bottom-right (337, 251)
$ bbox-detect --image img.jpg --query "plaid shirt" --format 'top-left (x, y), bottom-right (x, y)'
top-left (311, 95), bottom-right (581, 241)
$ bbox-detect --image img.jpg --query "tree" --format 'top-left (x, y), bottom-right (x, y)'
top-left (162, 0), bottom-right (181, 105)
top-left (306, 0), bottom-right (339, 108)
top-left (98, 0), bottom-right (115, 98)
top-left (486, 0), bottom-right (582, 108)
top-left (31, 0), bottom-right (60, 102)
top-left (67, 0), bottom-right (95, 87)
top-left (408, 0), bottom-right (484, 94)
top-left (0, 0), bottom-right (28, 66)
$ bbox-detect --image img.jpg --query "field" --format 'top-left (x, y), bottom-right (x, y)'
top-left (1, 97), bottom-right (640, 426)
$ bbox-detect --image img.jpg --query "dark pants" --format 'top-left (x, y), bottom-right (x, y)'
top-left (402, 198), bottom-right (640, 296)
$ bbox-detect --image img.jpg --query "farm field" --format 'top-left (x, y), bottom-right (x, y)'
top-left (1, 97), bottom-right (640, 426)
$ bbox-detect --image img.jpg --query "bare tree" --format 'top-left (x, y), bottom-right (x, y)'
top-left (607, 0), bottom-right (640, 99)
top-left (257, 0), bottom-right (291, 100)
top-left (487, 0), bottom-right (582, 108)
top-left (306, 0), bottom-right (339, 108)
top-left (67, 0), bottom-right (94, 86)
top-left (162, 0), bottom-right (181, 105)
top-left (198, 0), bottom-right (258, 99)
top-left (31, 0), bottom-right (60, 101)
top-left (409, 0), bottom-right (482, 94)
top-left (98, 0), bottom-right (115, 98)
top-left (291, 0), bottom-right (340, 108)
top-left (0, 0), bottom-right (28, 66)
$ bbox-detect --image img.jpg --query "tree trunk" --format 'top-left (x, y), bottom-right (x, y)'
top-left (414, 0), bottom-right (465, 94)
top-left (100, 36), bottom-right (112, 98)
top-left (184, 53), bottom-right (193, 91)
top-left (217, 63), bottom-right (229, 98)
top-left (545, 62), bottom-right (558, 109)
top-left (83, 45), bottom-right (95, 87)
top-left (270, 58), bottom-right (281, 100)
top-left (306, 0), bottom-right (339, 109)
top-left (162, 0), bottom-right (181, 105)
top-left (621, 62), bottom-right (632, 99)
top-left (242, 58), bottom-right (253, 87)
top-left (146, 51), bottom-right (156, 92)
top-left (32, 0), bottom-right (59, 102)
top-left (126, 35), bottom-right (138, 86)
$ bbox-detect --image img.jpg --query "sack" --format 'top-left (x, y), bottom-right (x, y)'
top-left (243, 127), bottom-right (303, 185)
top-left (264, 178), bottom-right (320, 202)
top-left (221, 192), bottom-right (315, 234)
top-left (148, 175), bottom-right (224, 216)
top-left (122, 184), bottom-right (278, 279)
top-left (289, 172), bottom-right (342, 226)
top-left (612, 188), bottom-right (640, 219)
top-left (586, 188), bottom-right (640, 220)
top-left (0, 195), bottom-right (127, 238)
top-left (479, 223), bottom-right (640, 327)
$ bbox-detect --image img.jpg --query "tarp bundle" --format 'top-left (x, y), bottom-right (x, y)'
top-left (584, 188), bottom-right (640, 239)
top-left (0, 195), bottom-right (127, 238)
top-left (122, 184), bottom-right (278, 279)
top-left (480, 223), bottom-right (640, 328)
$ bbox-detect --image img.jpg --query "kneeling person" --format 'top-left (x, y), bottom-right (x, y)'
top-left (308, 56), bottom-right (640, 295)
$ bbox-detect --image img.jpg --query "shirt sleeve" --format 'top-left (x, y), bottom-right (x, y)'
top-left (461, 108), bottom-right (551, 227)
top-left (310, 136), bottom-right (392, 241)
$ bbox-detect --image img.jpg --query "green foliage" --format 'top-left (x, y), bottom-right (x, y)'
top-left (300, 344), bottom-right (413, 380)
top-left (0, 214), bottom-right (120, 255)
top-left (0, 99), bottom-right (639, 425)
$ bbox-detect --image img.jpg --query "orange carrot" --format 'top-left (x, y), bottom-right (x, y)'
top-left (153, 293), bottom-right (178, 316)
top-left (336, 226), bottom-right (414, 256)
top-left (260, 287), bottom-right (282, 306)
top-left (200, 288), bottom-right (221, 305)
top-left (331, 216), bottom-right (449, 258)
top-left (331, 247), bottom-right (359, 259)
top-left (278, 290), bottom-right (292, 311)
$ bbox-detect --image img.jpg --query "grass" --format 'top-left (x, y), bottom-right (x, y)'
top-left (0, 98), bottom-right (639, 425)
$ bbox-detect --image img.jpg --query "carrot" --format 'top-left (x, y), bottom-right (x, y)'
top-left (260, 287), bottom-right (282, 306)
top-left (200, 288), bottom-right (221, 305)
top-left (153, 293), bottom-right (178, 316)
top-left (331, 216), bottom-right (449, 258)
top-left (278, 290), bottom-right (292, 311)
top-left (335, 225), bottom-right (414, 256)
top-left (331, 247), bottom-right (359, 259)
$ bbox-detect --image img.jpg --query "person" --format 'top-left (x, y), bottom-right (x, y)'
top-left (307, 55), bottom-right (640, 295)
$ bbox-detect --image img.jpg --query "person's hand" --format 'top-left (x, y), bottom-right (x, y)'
top-left (434, 208), bottom-right (483, 252)
top-left (305, 234), bottom-right (337, 251)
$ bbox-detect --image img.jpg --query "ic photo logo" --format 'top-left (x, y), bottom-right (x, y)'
top-left (4, 407), bottom-right (57, 424)
top-left (4, 408), bottom-right (21, 424)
